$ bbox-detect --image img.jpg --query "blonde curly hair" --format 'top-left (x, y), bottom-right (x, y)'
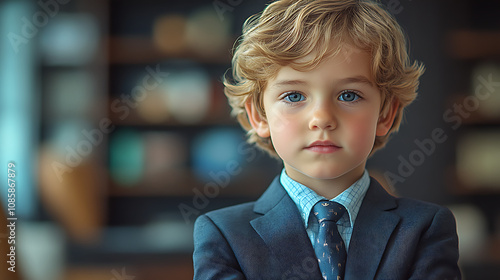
top-left (224, 0), bottom-right (424, 158)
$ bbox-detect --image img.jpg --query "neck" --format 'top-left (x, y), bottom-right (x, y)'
top-left (284, 164), bottom-right (365, 199)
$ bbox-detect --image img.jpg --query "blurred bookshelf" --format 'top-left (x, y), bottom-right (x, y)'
top-left (32, 0), bottom-right (500, 279)
top-left (444, 0), bottom-right (500, 278)
top-left (36, 0), bottom-right (276, 279)
top-left (103, 0), bottom-right (279, 278)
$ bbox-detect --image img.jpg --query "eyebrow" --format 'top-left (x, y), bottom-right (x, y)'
top-left (271, 75), bottom-right (375, 88)
top-left (339, 75), bottom-right (375, 87)
top-left (271, 79), bottom-right (309, 88)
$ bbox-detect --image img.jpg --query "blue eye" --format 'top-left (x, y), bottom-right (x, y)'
top-left (338, 91), bottom-right (360, 102)
top-left (284, 92), bottom-right (305, 103)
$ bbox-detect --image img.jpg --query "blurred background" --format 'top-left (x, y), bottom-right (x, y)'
top-left (0, 0), bottom-right (499, 279)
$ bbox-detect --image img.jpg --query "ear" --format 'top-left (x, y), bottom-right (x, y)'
top-left (245, 99), bottom-right (270, 138)
top-left (376, 98), bottom-right (399, 136)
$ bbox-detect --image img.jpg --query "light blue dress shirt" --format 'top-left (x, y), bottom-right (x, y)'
top-left (280, 168), bottom-right (370, 250)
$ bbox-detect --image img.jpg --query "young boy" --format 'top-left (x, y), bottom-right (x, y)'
top-left (193, 0), bottom-right (461, 279)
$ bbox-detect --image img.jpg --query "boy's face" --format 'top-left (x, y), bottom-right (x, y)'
top-left (246, 45), bottom-right (398, 188)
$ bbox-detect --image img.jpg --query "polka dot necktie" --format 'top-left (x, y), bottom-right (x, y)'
top-left (313, 201), bottom-right (347, 280)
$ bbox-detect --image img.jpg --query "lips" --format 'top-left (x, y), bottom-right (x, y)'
top-left (305, 140), bottom-right (341, 154)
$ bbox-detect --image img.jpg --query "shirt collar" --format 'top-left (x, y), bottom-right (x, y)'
top-left (280, 168), bottom-right (370, 229)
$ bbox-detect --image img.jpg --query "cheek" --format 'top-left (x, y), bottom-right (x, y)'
top-left (345, 114), bottom-right (378, 148)
top-left (267, 106), bottom-right (300, 135)
top-left (268, 111), bottom-right (301, 152)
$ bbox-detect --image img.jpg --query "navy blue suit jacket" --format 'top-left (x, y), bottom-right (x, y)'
top-left (193, 176), bottom-right (461, 279)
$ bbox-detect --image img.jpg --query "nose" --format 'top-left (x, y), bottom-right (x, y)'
top-left (308, 102), bottom-right (337, 131)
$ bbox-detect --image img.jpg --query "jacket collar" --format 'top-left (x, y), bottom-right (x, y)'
top-left (253, 176), bottom-right (288, 215)
top-left (251, 177), bottom-right (323, 278)
top-left (345, 177), bottom-right (400, 279)
top-left (251, 176), bottom-right (400, 279)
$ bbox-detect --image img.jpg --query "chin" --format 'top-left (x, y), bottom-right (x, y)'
top-left (303, 168), bottom-right (347, 180)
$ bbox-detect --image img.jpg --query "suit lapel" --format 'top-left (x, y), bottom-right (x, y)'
top-left (345, 177), bottom-right (400, 279)
top-left (250, 177), bottom-right (322, 278)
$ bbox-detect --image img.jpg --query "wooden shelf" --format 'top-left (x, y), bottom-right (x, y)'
top-left (108, 111), bottom-right (235, 128)
top-left (446, 30), bottom-right (500, 59)
top-left (446, 94), bottom-right (500, 125)
top-left (107, 36), bottom-right (233, 65)
top-left (446, 166), bottom-right (500, 195)
top-left (460, 111), bottom-right (500, 126)
top-left (108, 168), bottom-right (275, 197)
top-left (108, 169), bottom-right (197, 196)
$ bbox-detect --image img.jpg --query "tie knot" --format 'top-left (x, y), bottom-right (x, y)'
top-left (313, 201), bottom-right (346, 223)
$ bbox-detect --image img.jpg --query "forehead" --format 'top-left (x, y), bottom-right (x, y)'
top-left (271, 44), bottom-right (374, 84)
